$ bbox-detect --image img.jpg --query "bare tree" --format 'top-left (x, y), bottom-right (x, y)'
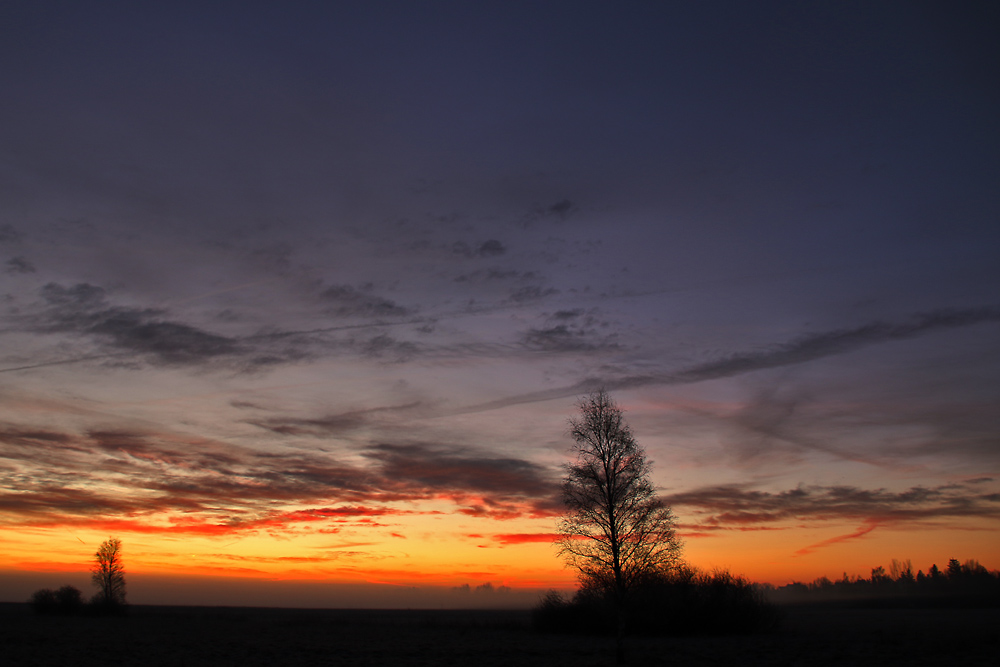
top-left (92, 537), bottom-right (127, 609)
top-left (557, 390), bottom-right (682, 659)
top-left (558, 389), bottom-right (682, 593)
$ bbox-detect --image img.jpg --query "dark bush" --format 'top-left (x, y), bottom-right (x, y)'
top-left (532, 566), bottom-right (780, 636)
top-left (55, 585), bottom-right (83, 613)
top-left (628, 567), bottom-right (781, 635)
top-left (531, 589), bottom-right (615, 635)
top-left (30, 585), bottom-right (84, 615)
top-left (30, 588), bottom-right (58, 614)
top-left (89, 593), bottom-right (129, 615)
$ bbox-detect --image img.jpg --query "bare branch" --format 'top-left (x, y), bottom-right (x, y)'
top-left (556, 389), bottom-right (683, 596)
top-left (91, 537), bottom-right (127, 609)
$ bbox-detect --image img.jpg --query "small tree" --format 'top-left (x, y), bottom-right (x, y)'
top-left (556, 390), bottom-right (682, 659)
top-left (92, 537), bottom-right (127, 610)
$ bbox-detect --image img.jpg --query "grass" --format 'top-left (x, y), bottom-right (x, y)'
top-left (2, 601), bottom-right (998, 666)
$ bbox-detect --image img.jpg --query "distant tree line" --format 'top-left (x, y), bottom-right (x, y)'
top-left (766, 558), bottom-right (1000, 607)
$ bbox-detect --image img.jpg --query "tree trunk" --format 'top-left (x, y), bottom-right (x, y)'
top-left (615, 588), bottom-right (626, 664)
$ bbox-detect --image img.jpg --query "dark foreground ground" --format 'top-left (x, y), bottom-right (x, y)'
top-left (2, 602), bottom-right (998, 666)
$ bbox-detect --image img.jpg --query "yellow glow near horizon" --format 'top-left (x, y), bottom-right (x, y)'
top-left (5, 508), bottom-right (998, 606)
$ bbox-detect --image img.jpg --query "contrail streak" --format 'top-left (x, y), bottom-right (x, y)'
top-left (0, 354), bottom-right (121, 374)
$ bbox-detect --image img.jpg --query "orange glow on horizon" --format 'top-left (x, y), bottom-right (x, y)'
top-left (5, 507), bottom-right (998, 606)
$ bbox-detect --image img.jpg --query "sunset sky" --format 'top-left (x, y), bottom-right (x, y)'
top-left (2, 1), bottom-right (998, 608)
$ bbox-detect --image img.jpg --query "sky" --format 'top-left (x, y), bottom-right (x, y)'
top-left (1, 1), bottom-right (998, 608)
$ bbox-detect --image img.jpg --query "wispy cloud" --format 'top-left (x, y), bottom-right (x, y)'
top-left (24, 283), bottom-right (246, 366)
top-left (320, 283), bottom-right (412, 318)
top-left (453, 268), bottom-right (539, 284)
top-left (521, 324), bottom-right (617, 353)
top-left (249, 402), bottom-right (425, 436)
top-left (5, 256), bottom-right (35, 274)
top-left (451, 239), bottom-right (507, 258)
top-left (487, 532), bottom-right (562, 545)
top-left (665, 480), bottom-right (1000, 530)
top-left (0, 425), bottom-right (561, 534)
top-left (518, 199), bottom-right (577, 227)
top-left (5, 282), bottom-right (426, 372)
top-left (454, 307), bottom-right (1000, 413)
top-left (794, 520), bottom-right (881, 556)
top-left (363, 443), bottom-right (560, 517)
top-left (666, 308), bottom-right (1000, 385)
top-left (507, 285), bottom-right (559, 304)
top-left (519, 307), bottom-right (619, 353)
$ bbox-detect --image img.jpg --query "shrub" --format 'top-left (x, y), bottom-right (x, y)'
top-left (532, 566), bottom-right (780, 636)
top-left (30, 585), bottom-right (84, 615)
top-left (30, 588), bottom-right (58, 614)
top-left (55, 585), bottom-right (83, 614)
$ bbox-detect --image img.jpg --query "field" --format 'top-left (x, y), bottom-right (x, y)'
top-left (2, 603), bottom-right (998, 666)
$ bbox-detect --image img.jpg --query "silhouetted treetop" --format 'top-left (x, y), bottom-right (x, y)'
top-left (92, 536), bottom-right (127, 610)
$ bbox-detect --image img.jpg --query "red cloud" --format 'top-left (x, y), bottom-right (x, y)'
top-left (1, 425), bottom-right (566, 536)
top-left (7, 505), bottom-right (409, 537)
top-left (490, 532), bottom-right (562, 545)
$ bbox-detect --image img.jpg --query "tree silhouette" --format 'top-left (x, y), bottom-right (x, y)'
top-left (771, 556), bottom-right (1000, 605)
top-left (556, 389), bottom-right (682, 660)
top-left (91, 537), bottom-right (127, 610)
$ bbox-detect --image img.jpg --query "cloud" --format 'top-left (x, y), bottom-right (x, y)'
top-left (453, 306), bottom-right (1000, 414)
top-left (794, 521), bottom-right (880, 556)
top-left (40, 282), bottom-right (106, 309)
top-left (0, 506), bottom-right (403, 538)
top-left (709, 387), bottom-right (898, 469)
top-left (6, 282), bottom-right (343, 372)
top-left (547, 200), bottom-right (574, 217)
top-left (665, 307), bottom-right (1000, 385)
top-left (0, 425), bottom-right (562, 534)
top-left (91, 311), bottom-right (242, 364)
top-left (359, 333), bottom-right (419, 361)
top-left (320, 284), bottom-right (411, 318)
top-left (475, 239), bottom-right (506, 257)
top-left (27, 283), bottom-right (245, 366)
top-left (521, 324), bottom-right (617, 353)
top-left (451, 239), bottom-right (507, 258)
top-left (488, 532), bottom-right (562, 545)
top-left (0, 426), bottom-right (73, 446)
top-left (519, 199), bottom-right (577, 227)
top-left (0, 426), bottom-right (375, 527)
top-left (453, 269), bottom-right (539, 284)
top-left (9, 277), bottom-right (622, 374)
top-left (0, 355), bottom-right (119, 374)
top-left (5, 256), bottom-right (35, 274)
top-left (364, 442), bottom-right (559, 514)
top-left (664, 480), bottom-right (1000, 530)
top-left (250, 402), bottom-right (424, 436)
top-left (519, 307), bottom-right (618, 353)
top-left (508, 285), bottom-right (559, 303)
top-left (0, 224), bottom-right (21, 243)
